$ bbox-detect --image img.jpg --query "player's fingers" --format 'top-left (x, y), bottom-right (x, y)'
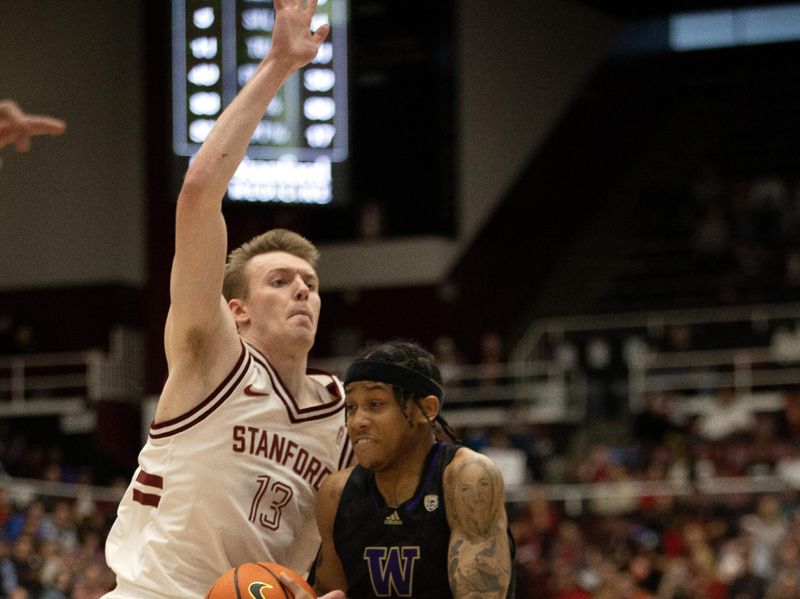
top-left (312, 23), bottom-right (330, 44)
top-left (317, 592), bottom-right (346, 599)
top-left (26, 115), bottom-right (66, 136)
top-left (14, 135), bottom-right (31, 153)
top-left (0, 130), bottom-right (16, 149)
top-left (277, 573), bottom-right (314, 598)
top-left (306, 0), bottom-right (320, 15)
top-left (0, 100), bottom-right (24, 122)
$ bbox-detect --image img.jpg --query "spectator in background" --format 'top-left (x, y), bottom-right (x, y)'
top-left (4, 500), bottom-right (46, 544)
top-left (723, 536), bottom-right (767, 599)
top-left (7, 534), bottom-right (41, 596)
top-left (39, 567), bottom-right (73, 599)
top-left (40, 501), bottom-right (79, 554)
top-left (480, 429), bottom-right (530, 488)
top-left (696, 387), bottom-right (756, 443)
top-left (740, 495), bottom-right (788, 579)
top-left (584, 336), bottom-right (614, 419)
top-left (511, 486), bottom-right (559, 587)
top-left (632, 392), bottom-right (677, 452)
top-left (478, 330), bottom-right (506, 397)
top-left (433, 334), bottom-right (463, 387)
top-left (765, 567), bottom-right (800, 599)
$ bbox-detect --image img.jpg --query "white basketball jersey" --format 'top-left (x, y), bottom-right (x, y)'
top-left (103, 342), bottom-right (352, 598)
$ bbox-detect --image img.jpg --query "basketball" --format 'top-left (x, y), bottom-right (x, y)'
top-left (204, 561), bottom-right (317, 599)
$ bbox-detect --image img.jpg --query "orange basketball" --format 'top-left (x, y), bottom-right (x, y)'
top-left (204, 561), bottom-right (317, 599)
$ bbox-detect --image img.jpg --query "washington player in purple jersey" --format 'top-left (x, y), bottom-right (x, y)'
top-left (102, 2), bottom-right (348, 598)
top-left (313, 341), bottom-right (515, 598)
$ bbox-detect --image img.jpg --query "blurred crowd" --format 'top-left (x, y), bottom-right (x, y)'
top-left (0, 423), bottom-right (127, 598)
top-left (496, 385), bottom-right (800, 598)
top-left (0, 493), bottom-right (117, 599)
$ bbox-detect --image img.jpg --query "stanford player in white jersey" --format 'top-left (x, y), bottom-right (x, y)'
top-left (104, 342), bottom-right (351, 598)
top-left (102, 2), bottom-right (348, 598)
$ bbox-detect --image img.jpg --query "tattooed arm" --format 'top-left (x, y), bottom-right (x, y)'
top-left (444, 448), bottom-right (512, 599)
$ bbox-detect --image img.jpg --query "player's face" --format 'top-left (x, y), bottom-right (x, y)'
top-left (239, 251), bottom-right (321, 349)
top-left (345, 381), bottom-right (414, 471)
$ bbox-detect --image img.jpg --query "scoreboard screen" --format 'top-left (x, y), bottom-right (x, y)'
top-left (172, 0), bottom-right (349, 205)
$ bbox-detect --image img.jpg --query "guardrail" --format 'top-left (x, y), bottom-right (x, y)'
top-left (628, 345), bottom-right (800, 413)
top-left (313, 356), bottom-right (587, 426)
top-left (0, 351), bottom-right (102, 416)
top-left (0, 327), bottom-right (144, 417)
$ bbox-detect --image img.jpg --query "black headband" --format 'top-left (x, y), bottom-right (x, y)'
top-left (343, 360), bottom-right (444, 402)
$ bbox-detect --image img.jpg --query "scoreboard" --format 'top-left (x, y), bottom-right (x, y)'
top-left (172, 0), bottom-right (349, 205)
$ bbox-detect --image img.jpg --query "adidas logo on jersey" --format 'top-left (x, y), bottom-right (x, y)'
top-left (383, 510), bottom-right (403, 526)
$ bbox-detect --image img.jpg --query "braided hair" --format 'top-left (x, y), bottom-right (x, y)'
top-left (352, 340), bottom-right (461, 443)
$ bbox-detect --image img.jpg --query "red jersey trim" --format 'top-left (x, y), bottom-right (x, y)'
top-left (243, 342), bottom-right (346, 423)
top-left (136, 470), bottom-right (164, 489)
top-left (149, 344), bottom-right (251, 439)
top-left (132, 488), bottom-right (161, 508)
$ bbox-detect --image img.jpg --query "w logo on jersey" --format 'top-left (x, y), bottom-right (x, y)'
top-left (363, 546), bottom-right (420, 597)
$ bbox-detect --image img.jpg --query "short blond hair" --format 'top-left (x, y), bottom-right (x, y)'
top-left (223, 229), bottom-right (319, 300)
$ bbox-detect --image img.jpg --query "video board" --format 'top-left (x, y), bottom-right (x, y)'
top-left (172, 0), bottom-right (349, 205)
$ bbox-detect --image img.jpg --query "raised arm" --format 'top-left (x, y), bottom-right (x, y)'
top-left (313, 469), bottom-right (350, 596)
top-left (162, 0), bottom-right (330, 411)
top-left (444, 449), bottom-right (513, 599)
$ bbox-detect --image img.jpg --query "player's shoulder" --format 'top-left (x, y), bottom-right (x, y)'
top-left (318, 466), bottom-right (354, 501)
top-left (307, 369), bottom-right (345, 401)
top-left (444, 446), bottom-right (504, 485)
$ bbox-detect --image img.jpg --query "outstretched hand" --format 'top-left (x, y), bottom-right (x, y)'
top-left (277, 573), bottom-right (346, 599)
top-left (0, 100), bottom-right (65, 156)
top-left (269, 0), bottom-right (331, 71)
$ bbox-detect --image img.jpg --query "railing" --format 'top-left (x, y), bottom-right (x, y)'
top-left (0, 326), bottom-right (144, 416)
top-left (0, 473), bottom-right (125, 505)
top-left (512, 301), bottom-right (800, 415)
top-left (505, 474), bottom-right (792, 516)
top-left (4, 307), bottom-right (800, 422)
top-left (512, 301), bottom-right (800, 364)
top-left (0, 351), bottom-right (101, 416)
top-left (312, 356), bottom-right (587, 427)
top-left (628, 345), bottom-right (800, 413)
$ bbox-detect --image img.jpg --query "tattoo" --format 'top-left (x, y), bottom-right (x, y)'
top-left (449, 536), bottom-right (505, 594)
top-left (448, 539), bottom-right (463, 579)
top-left (445, 456), bottom-right (510, 597)
top-left (448, 459), bottom-right (498, 537)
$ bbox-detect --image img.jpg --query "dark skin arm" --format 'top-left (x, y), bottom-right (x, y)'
top-left (313, 468), bottom-right (351, 596)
